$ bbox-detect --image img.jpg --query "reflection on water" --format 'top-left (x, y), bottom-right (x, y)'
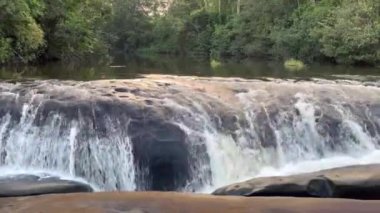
top-left (1, 55), bottom-right (379, 81)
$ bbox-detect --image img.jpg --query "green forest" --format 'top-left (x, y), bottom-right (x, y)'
top-left (0, 0), bottom-right (379, 66)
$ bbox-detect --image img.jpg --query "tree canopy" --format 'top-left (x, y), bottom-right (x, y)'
top-left (0, 0), bottom-right (379, 66)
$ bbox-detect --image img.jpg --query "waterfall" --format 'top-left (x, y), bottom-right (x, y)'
top-left (0, 77), bottom-right (379, 192)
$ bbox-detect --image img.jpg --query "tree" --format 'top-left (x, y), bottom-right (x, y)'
top-left (212, 0), bottom-right (298, 58)
top-left (313, 0), bottom-right (380, 65)
top-left (40, 0), bottom-right (111, 60)
top-left (270, 0), bottom-right (337, 61)
top-left (0, 0), bottom-right (45, 63)
top-left (104, 0), bottom-right (153, 54)
top-left (0, 0), bottom-right (379, 66)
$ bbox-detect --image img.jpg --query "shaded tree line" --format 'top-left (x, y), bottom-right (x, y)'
top-left (1, 0), bottom-right (379, 66)
top-left (0, 0), bottom-right (153, 63)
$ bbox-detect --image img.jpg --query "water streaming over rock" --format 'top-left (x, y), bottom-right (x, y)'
top-left (0, 76), bottom-right (379, 192)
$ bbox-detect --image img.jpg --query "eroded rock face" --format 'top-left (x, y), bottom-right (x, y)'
top-left (0, 174), bottom-right (93, 197)
top-left (212, 164), bottom-right (380, 199)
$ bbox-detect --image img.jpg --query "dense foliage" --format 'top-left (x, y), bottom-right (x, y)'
top-left (0, 0), bottom-right (379, 66)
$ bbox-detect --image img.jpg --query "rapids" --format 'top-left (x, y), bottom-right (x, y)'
top-left (0, 75), bottom-right (379, 192)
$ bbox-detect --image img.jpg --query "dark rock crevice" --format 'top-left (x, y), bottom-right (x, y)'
top-left (130, 120), bottom-right (191, 191)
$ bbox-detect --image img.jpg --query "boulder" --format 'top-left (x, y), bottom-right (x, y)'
top-left (0, 174), bottom-right (93, 197)
top-left (212, 164), bottom-right (380, 199)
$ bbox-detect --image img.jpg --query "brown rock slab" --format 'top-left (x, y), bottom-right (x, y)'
top-left (213, 164), bottom-right (380, 199)
top-left (1, 192), bottom-right (380, 213)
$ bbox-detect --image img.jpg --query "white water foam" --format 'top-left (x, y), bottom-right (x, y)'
top-left (198, 150), bottom-right (380, 193)
top-left (256, 150), bottom-right (380, 178)
top-left (0, 101), bottom-right (136, 191)
top-left (197, 91), bottom-right (380, 192)
top-left (1, 81), bottom-right (380, 193)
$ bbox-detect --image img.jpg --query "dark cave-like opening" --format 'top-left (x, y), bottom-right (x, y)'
top-left (150, 160), bottom-right (177, 191)
top-left (130, 120), bottom-right (192, 191)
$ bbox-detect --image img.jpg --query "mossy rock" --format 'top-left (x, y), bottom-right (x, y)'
top-left (284, 59), bottom-right (306, 71)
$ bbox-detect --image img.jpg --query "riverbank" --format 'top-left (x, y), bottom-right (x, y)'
top-left (2, 192), bottom-right (380, 213)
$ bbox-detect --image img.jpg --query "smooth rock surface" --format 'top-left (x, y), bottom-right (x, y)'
top-left (0, 174), bottom-right (93, 197)
top-left (2, 192), bottom-right (380, 213)
top-left (213, 164), bottom-right (380, 199)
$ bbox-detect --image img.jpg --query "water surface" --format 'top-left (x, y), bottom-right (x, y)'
top-left (1, 56), bottom-right (379, 81)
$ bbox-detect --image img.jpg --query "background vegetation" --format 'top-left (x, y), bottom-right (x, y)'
top-left (0, 0), bottom-right (379, 66)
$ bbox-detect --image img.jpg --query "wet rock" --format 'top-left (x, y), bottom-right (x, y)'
top-left (102, 93), bottom-right (113, 97)
top-left (213, 164), bottom-right (380, 200)
top-left (253, 109), bottom-right (277, 148)
top-left (157, 82), bottom-right (171, 87)
top-left (114, 88), bottom-right (129, 93)
top-left (0, 174), bottom-right (93, 197)
top-left (364, 82), bottom-right (378, 87)
top-left (144, 99), bottom-right (154, 105)
top-left (307, 177), bottom-right (336, 198)
top-left (219, 113), bottom-right (239, 132)
top-left (232, 88), bottom-right (248, 94)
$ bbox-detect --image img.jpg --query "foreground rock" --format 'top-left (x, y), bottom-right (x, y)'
top-left (213, 164), bottom-right (380, 199)
top-left (0, 174), bottom-right (93, 197)
top-left (1, 192), bottom-right (380, 213)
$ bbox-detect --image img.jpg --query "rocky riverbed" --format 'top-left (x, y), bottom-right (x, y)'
top-left (1, 164), bottom-right (380, 212)
top-left (1, 75), bottom-right (380, 212)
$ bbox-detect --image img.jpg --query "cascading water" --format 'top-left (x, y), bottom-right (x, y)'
top-left (0, 96), bottom-right (136, 191)
top-left (0, 76), bottom-right (379, 192)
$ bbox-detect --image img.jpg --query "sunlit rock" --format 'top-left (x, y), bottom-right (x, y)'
top-left (213, 164), bottom-right (380, 199)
